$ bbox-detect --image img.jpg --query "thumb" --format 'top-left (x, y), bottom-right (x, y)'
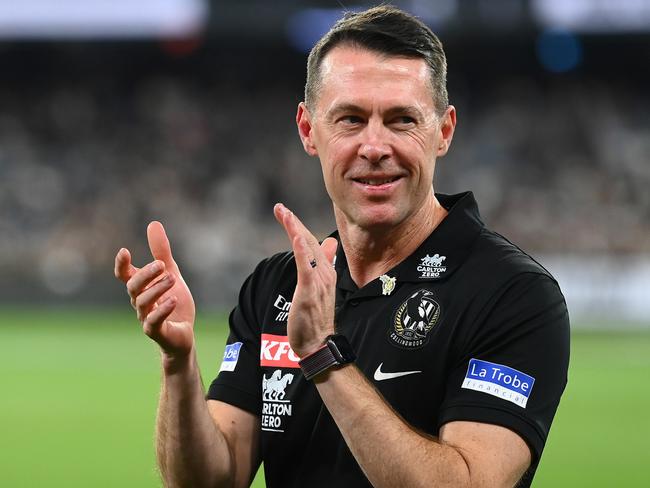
top-left (320, 237), bottom-right (338, 266)
top-left (147, 221), bottom-right (176, 268)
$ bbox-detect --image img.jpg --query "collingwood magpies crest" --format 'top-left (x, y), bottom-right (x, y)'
top-left (389, 289), bottom-right (440, 348)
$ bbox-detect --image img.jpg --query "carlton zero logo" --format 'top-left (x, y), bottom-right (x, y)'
top-left (389, 289), bottom-right (441, 348)
top-left (417, 253), bottom-right (447, 279)
top-left (462, 359), bottom-right (535, 408)
top-left (261, 369), bottom-right (295, 432)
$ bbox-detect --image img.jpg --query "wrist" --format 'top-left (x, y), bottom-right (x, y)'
top-left (296, 337), bottom-right (332, 359)
top-left (298, 334), bottom-right (356, 381)
top-left (161, 348), bottom-right (195, 376)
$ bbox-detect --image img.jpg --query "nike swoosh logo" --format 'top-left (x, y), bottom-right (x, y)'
top-left (373, 363), bottom-right (422, 381)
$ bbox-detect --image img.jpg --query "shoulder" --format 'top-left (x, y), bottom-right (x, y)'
top-left (453, 226), bottom-right (568, 324)
top-left (469, 227), bottom-right (559, 286)
top-left (249, 250), bottom-right (297, 284)
top-left (231, 250), bottom-right (298, 329)
top-left (239, 250), bottom-right (298, 311)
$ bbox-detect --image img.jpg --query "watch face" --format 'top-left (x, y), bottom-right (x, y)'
top-left (328, 335), bottom-right (356, 363)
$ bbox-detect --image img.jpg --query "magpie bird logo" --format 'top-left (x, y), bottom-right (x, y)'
top-left (389, 289), bottom-right (440, 349)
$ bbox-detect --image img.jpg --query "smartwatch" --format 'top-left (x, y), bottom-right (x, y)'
top-left (299, 334), bottom-right (356, 381)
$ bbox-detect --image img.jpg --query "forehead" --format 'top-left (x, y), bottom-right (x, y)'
top-left (316, 45), bottom-right (433, 111)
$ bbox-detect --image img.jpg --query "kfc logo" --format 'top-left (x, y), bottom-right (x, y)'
top-left (260, 334), bottom-right (300, 368)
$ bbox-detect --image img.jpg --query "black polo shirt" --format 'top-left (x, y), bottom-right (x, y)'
top-left (208, 192), bottom-right (570, 488)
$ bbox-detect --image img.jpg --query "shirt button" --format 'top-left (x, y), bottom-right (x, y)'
top-left (349, 300), bottom-right (359, 307)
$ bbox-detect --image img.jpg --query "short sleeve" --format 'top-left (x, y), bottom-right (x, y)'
top-left (206, 261), bottom-right (266, 416)
top-left (438, 273), bottom-right (570, 463)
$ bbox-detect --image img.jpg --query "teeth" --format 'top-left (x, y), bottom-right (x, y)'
top-left (359, 178), bottom-right (397, 185)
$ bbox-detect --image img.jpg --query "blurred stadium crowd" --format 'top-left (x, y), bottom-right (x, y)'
top-left (0, 44), bottom-right (648, 308)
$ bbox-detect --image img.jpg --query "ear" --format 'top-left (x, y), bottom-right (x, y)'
top-left (296, 102), bottom-right (318, 156)
top-left (436, 105), bottom-right (457, 157)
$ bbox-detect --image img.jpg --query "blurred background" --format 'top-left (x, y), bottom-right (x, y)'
top-left (1, 1), bottom-right (648, 487)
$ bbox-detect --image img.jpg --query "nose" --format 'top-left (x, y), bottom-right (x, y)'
top-left (358, 120), bottom-right (391, 164)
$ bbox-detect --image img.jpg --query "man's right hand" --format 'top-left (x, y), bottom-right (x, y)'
top-left (114, 221), bottom-right (196, 361)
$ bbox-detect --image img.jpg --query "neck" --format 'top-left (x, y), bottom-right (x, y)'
top-left (336, 193), bottom-right (448, 288)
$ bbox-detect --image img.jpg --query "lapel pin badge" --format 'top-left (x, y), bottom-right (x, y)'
top-left (379, 274), bottom-right (397, 296)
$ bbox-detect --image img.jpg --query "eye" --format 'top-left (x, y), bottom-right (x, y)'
top-left (338, 115), bottom-right (364, 125)
top-left (391, 116), bottom-right (416, 126)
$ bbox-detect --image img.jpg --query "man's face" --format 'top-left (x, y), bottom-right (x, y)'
top-left (297, 45), bottom-right (455, 231)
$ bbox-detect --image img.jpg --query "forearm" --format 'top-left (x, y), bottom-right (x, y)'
top-left (157, 349), bottom-right (233, 488)
top-left (314, 365), bottom-right (471, 488)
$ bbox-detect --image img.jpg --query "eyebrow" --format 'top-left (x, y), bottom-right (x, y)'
top-left (327, 103), bottom-right (366, 118)
top-left (327, 103), bottom-right (425, 120)
top-left (384, 105), bottom-right (424, 119)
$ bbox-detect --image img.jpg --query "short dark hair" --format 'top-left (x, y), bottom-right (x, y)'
top-left (305, 5), bottom-right (449, 114)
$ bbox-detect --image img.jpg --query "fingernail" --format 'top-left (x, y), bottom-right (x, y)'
top-left (151, 262), bottom-right (161, 273)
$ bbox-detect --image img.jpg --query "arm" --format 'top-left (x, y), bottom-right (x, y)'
top-left (314, 364), bottom-right (530, 488)
top-left (114, 222), bottom-right (259, 488)
top-left (273, 205), bottom-right (530, 488)
top-left (156, 351), bottom-right (260, 488)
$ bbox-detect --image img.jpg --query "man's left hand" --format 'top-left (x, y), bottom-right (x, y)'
top-left (274, 203), bottom-right (338, 358)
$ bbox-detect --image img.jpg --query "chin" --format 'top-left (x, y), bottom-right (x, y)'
top-left (348, 206), bottom-right (406, 231)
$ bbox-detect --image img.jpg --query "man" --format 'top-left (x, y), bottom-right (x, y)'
top-left (115, 6), bottom-right (569, 488)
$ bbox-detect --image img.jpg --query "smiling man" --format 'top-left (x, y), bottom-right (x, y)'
top-left (115, 6), bottom-right (569, 488)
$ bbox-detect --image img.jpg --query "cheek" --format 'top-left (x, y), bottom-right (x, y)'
top-left (405, 130), bottom-right (434, 153)
top-left (397, 134), bottom-right (437, 173)
top-left (318, 150), bottom-right (343, 195)
top-left (323, 141), bottom-right (356, 174)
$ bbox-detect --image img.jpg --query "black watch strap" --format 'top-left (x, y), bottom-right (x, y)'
top-left (299, 334), bottom-right (356, 381)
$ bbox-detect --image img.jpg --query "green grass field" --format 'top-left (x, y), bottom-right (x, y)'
top-left (1, 308), bottom-right (648, 487)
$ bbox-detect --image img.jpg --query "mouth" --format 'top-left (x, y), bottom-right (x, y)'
top-left (353, 176), bottom-right (402, 186)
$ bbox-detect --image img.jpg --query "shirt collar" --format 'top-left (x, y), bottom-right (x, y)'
top-left (332, 191), bottom-right (484, 297)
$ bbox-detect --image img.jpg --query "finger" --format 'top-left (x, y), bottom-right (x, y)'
top-left (142, 296), bottom-right (177, 338)
top-left (275, 203), bottom-right (336, 275)
top-left (287, 212), bottom-right (335, 270)
top-left (126, 260), bottom-right (166, 301)
top-left (134, 273), bottom-right (176, 321)
top-left (273, 202), bottom-right (285, 226)
top-left (274, 203), bottom-right (320, 252)
top-left (274, 203), bottom-right (298, 242)
top-left (147, 221), bottom-right (176, 269)
top-left (320, 237), bottom-right (338, 266)
top-left (292, 235), bottom-right (316, 285)
top-left (114, 248), bottom-right (139, 283)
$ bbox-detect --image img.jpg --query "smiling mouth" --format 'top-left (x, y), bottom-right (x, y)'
top-left (354, 177), bottom-right (401, 186)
